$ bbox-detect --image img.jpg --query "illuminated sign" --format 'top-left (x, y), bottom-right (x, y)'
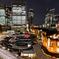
top-left (24, 34), bottom-right (30, 38)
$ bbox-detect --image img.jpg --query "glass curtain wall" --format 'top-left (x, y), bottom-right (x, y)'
top-left (12, 4), bottom-right (26, 26)
top-left (0, 9), bottom-right (6, 25)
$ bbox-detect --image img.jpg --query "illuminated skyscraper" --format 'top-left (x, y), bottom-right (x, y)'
top-left (46, 7), bottom-right (55, 15)
top-left (28, 9), bottom-right (34, 31)
top-left (55, 15), bottom-right (59, 24)
top-left (6, 6), bottom-right (12, 26)
top-left (0, 4), bottom-right (6, 25)
top-left (45, 8), bottom-right (55, 29)
top-left (12, 2), bottom-right (27, 26)
top-left (11, 1), bottom-right (27, 30)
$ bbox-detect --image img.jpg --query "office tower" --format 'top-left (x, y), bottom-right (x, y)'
top-left (0, 4), bottom-right (6, 25)
top-left (6, 6), bottom-right (12, 26)
top-left (46, 7), bottom-right (51, 15)
top-left (10, 13), bottom-right (12, 26)
top-left (46, 7), bottom-right (55, 15)
top-left (28, 9), bottom-right (34, 31)
top-left (55, 15), bottom-right (59, 24)
top-left (45, 8), bottom-right (55, 29)
top-left (11, 1), bottom-right (27, 31)
top-left (12, 2), bottom-right (27, 26)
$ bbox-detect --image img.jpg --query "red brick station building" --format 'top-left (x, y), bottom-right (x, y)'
top-left (31, 24), bottom-right (59, 56)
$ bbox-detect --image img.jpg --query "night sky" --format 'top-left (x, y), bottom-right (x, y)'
top-left (0, 0), bottom-right (59, 25)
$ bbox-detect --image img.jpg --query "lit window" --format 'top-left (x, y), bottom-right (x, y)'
top-left (19, 5), bottom-right (21, 6)
top-left (22, 21), bottom-right (25, 24)
top-left (22, 16), bottom-right (26, 21)
top-left (22, 11), bottom-right (26, 15)
top-left (50, 36), bottom-right (52, 38)
top-left (29, 54), bottom-right (33, 57)
top-left (12, 7), bottom-right (22, 15)
top-left (47, 24), bottom-right (49, 26)
top-left (50, 17), bottom-right (52, 21)
top-left (51, 41), bottom-right (53, 46)
top-left (24, 54), bottom-right (28, 56)
top-left (48, 38), bottom-right (50, 47)
top-left (22, 6), bottom-right (25, 10)
top-left (51, 47), bottom-right (53, 51)
top-left (0, 16), bottom-right (5, 25)
top-left (57, 48), bottom-right (59, 53)
top-left (17, 21), bottom-right (21, 24)
top-left (57, 42), bottom-right (59, 47)
top-left (0, 9), bottom-right (5, 15)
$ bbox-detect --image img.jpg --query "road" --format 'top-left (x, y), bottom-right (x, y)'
top-left (33, 43), bottom-right (56, 59)
top-left (0, 48), bottom-right (19, 59)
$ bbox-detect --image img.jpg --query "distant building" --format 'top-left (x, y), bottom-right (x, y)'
top-left (0, 4), bottom-right (6, 25)
top-left (45, 14), bottom-right (55, 29)
top-left (46, 7), bottom-right (55, 15)
top-left (11, 1), bottom-right (27, 31)
top-left (6, 6), bottom-right (12, 26)
top-left (28, 9), bottom-right (34, 31)
top-left (45, 8), bottom-right (58, 29)
top-left (10, 13), bottom-right (12, 26)
top-left (55, 15), bottom-right (59, 24)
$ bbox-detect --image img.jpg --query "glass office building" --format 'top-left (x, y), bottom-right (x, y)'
top-left (0, 4), bottom-right (6, 25)
top-left (12, 2), bottom-right (27, 26)
top-left (28, 9), bottom-right (34, 31)
top-left (45, 8), bottom-right (56, 28)
top-left (6, 6), bottom-right (12, 26)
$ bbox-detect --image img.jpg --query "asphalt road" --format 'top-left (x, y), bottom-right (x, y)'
top-left (0, 48), bottom-right (19, 59)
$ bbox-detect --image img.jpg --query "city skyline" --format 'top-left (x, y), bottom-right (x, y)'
top-left (0, 0), bottom-right (59, 25)
top-left (0, 1), bottom-right (59, 59)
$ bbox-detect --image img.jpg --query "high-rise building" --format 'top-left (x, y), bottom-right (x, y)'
top-left (46, 7), bottom-right (55, 15)
top-left (10, 13), bottom-right (12, 26)
top-left (55, 15), bottom-right (59, 24)
top-left (11, 1), bottom-right (27, 31)
top-left (46, 7), bottom-right (51, 15)
top-left (6, 6), bottom-right (12, 26)
top-left (28, 9), bottom-right (34, 31)
top-left (11, 2), bottom-right (27, 25)
top-left (0, 4), bottom-right (6, 25)
top-left (45, 8), bottom-right (55, 29)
